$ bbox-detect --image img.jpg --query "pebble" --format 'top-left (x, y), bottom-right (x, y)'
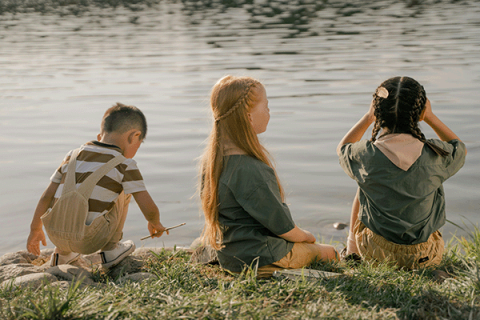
top-left (333, 222), bottom-right (348, 230)
top-left (432, 270), bottom-right (452, 283)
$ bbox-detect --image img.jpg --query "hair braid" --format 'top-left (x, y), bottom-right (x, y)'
top-left (409, 94), bottom-right (427, 142)
top-left (370, 93), bottom-right (389, 142)
top-left (215, 82), bottom-right (257, 122)
top-left (370, 96), bottom-right (382, 142)
top-left (410, 88), bottom-right (449, 157)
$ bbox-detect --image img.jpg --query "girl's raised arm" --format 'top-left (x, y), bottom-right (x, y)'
top-left (423, 99), bottom-right (464, 152)
top-left (336, 101), bottom-right (376, 156)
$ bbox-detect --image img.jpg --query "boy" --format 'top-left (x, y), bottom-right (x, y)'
top-left (27, 103), bottom-right (167, 268)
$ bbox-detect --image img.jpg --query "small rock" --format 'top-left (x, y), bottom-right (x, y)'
top-left (0, 251), bottom-right (37, 266)
top-left (46, 265), bottom-right (94, 285)
top-left (0, 272), bottom-right (57, 291)
top-left (333, 222), bottom-right (348, 230)
top-left (432, 270), bottom-right (452, 283)
top-left (67, 255), bottom-right (102, 272)
top-left (0, 249), bottom-right (54, 267)
top-left (0, 263), bottom-right (48, 283)
top-left (190, 245), bottom-right (218, 265)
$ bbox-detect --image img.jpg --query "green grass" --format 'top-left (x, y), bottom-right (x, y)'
top-left (1, 234), bottom-right (480, 320)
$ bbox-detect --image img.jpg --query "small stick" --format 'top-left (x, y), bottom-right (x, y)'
top-left (140, 222), bottom-right (186, 240)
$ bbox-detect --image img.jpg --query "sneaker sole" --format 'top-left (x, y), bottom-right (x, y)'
top-left (101, 243), bottom-right (136, 269)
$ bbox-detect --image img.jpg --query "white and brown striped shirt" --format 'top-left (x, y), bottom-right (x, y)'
top-left (50, 141), bottom-right (146, 224)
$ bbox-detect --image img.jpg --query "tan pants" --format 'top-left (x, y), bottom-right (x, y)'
top-left (354, 221), bottom-right (444, 270)
top-left (256, 242), bottom-right (338, 278)
top-left (47, 193), bottom-right (131, 255)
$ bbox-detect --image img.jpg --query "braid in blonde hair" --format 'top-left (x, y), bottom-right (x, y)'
top-left (215, 82), bottom-right (257, 122)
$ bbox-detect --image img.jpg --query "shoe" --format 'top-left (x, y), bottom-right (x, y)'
top-left (340, 247), bottom-right (362, 264)
top-left (50, 252), bottom-right (81, 267)
top-left (100, 240), bottom-right (136, 269)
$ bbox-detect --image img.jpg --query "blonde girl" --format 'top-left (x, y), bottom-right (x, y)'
top-left (338, 76), bottom-right (466, 269)
top-left (200, 75), bottom-right (337, 275)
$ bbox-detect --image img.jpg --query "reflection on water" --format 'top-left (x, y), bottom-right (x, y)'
top-left (1, 0), bottom-right (479, 255)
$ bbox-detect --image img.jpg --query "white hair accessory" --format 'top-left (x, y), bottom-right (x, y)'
top-left (376, 86), bottom-right (389, 99)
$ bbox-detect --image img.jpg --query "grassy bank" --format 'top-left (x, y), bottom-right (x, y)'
top-left (1, 230), bottom-right (479, 319)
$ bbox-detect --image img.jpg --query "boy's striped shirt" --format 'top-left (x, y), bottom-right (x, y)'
top-left (50, 141), bottom-right (146, 224)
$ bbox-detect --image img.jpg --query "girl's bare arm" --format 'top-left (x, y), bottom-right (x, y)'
top-left (423, 99), bottom-right (463, 142)
top-left (336, 100), bottom-right (376, 156)
top-left (279, 225), bottom-right (316, 243)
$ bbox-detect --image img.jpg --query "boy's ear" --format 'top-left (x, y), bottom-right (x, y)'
top-left (97, 134), bottom-right (101, 141)
top-left (128, 130), bottom-right (142, 143)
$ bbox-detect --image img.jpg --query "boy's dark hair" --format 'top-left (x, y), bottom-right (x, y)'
top-left (101, 103), bottom-right (147, 140)
top-left (371, 76), bottom-right (449, 157)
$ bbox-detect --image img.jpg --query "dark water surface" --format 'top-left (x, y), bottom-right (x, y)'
top-left (1, 0), bottom-right (479, 255)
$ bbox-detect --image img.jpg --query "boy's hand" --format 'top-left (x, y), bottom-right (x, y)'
top-left (27, 229), bottom-right (47, 256)
top-left (148, 221), bottom-right (169, 238)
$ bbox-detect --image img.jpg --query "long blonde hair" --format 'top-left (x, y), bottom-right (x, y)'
top-left (200, 75), bottom-right (285, 250)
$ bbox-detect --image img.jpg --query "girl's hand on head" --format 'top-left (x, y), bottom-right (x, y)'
top-left (422, 98), bottom-right (433, 122)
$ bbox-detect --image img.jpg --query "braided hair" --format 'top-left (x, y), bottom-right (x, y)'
top-left (370, 76), bottom-right (449, 157)
top-left (214, 82), bottom-right (256, 122)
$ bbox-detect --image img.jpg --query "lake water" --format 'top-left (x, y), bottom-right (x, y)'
top-left (1, 0), bottom-right (479, 256)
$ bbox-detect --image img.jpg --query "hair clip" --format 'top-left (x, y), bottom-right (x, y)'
top-left (376, 87), bottom-right (389, 99)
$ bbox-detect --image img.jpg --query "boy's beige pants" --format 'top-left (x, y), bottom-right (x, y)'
top-left (354, 221), bottom-right (444, 269)
top-left (42, 148), bottom-right (130, 255)
top-left (48, 193), bottom-right (131, 254)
